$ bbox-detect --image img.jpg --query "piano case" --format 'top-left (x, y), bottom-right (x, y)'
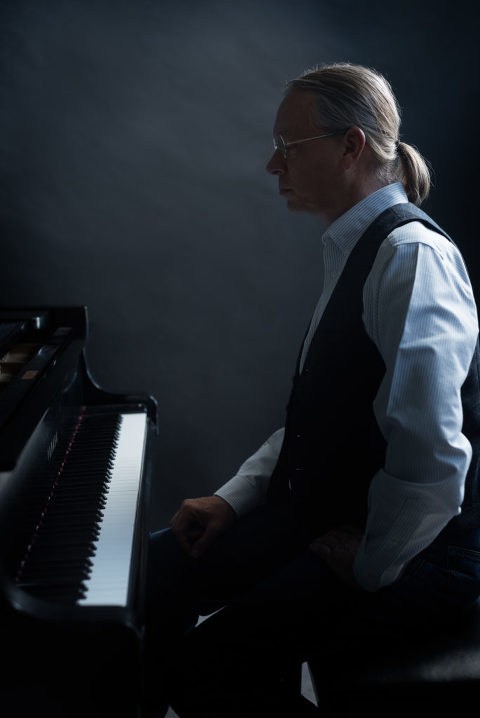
top-left (0, 307), bottom-right (158, 717)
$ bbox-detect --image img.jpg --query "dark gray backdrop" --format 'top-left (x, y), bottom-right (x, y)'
top-left (1, 0), bottom-right (478, 527)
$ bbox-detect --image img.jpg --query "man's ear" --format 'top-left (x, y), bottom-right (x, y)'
top-left (341, 126), bottom-right (366, 168)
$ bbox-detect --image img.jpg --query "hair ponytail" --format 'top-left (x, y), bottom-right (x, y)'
top-left (396, 141), bottom-right (432, 206)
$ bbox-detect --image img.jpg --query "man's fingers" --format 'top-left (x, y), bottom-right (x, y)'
top-left (172, 528), bottom-right (194, 555)
top-left (309, 526), bottom-right (362, 590)
top-left (170, 505), bottom-right (204, 554)
top-left (172, 523), bottom-right (205, 556)
top-left (312, 526), bottom-right (362, 554)
top-left (171, 502), bottom-right (202, 536)
top-left (189, 524), bottom-right (219, 559)
top-left (311, 542), bottom-right (332, 561)
top-left (311, 535), bottom-right (343, 553)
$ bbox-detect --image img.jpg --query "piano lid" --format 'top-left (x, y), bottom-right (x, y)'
top-left (0, 307), bottom-right (88, 472)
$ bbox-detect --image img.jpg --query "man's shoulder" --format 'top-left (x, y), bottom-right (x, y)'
top-left (385, 219), bottom-right (453, 258)
top-left (366, 218), bottom-right (464, 289)
top-left (363, 214), bottom-right (477, 311)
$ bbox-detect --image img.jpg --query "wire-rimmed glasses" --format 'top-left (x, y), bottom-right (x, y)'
top-left (273, 132), bottom-right (337, 159)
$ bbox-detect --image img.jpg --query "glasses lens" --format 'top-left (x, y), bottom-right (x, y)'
top-left (273, 135), bottom-right (287, 158)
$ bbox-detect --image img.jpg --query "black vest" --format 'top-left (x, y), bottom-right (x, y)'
top-left (267, 203), bottom-right (480, 552)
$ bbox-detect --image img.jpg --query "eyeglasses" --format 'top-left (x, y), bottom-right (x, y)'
top-left (273, 132), bottom-right (337, 159)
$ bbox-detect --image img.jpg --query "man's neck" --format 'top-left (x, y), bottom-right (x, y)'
top-left (321, 177), bottom-right (389, 227)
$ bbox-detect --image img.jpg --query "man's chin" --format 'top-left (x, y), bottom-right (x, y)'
top-left (285, 198), bottom-right (315, 214)
top-left (284, 197), bottom-right (304, 212)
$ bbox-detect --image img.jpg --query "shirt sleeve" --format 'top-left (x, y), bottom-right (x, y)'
top-left (354, 224), bottom-right (479, 591)
top-left (214, 428), bottom-right (285, 516)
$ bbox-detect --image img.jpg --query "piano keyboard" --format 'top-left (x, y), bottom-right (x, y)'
top-left (78, 412), bottom-right (146, 606)
top-left (14, 410), bottom-right (147, 607)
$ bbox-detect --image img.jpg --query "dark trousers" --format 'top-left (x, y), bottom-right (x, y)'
top-left (145, 503), bottom-right (479, 718)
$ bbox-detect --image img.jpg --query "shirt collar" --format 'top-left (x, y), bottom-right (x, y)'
top-left (322, 182), bottom-right (408, 254)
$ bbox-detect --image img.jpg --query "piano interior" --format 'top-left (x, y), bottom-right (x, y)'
top-left (0, 307), bottom-right (158, 717)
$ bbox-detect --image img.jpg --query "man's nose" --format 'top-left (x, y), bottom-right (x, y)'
top-left (266, 150), bottom-right (286, 175)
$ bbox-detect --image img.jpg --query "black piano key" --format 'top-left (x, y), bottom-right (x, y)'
top-left (20, 583), bottom-right (89, 603)
top-left (14, 410), bottom-right (123, 603)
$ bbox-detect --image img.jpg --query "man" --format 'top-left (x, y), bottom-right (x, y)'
top-left (146, 63), bottom-right (480, 717)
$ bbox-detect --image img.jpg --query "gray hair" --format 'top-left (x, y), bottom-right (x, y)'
top-left (286, 63), bottom-right (431, 206)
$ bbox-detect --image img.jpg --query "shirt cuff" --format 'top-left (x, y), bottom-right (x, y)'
top-left (353, 468), bottom-right (464, 591)
top-left (214, 428), bottom-right (285, 517)
top-left (214, 480), bottom-right (264, 517)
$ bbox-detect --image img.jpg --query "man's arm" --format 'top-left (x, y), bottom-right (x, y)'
top-left (353, 223), bottom-right (479, 591)
top-left (214, 427), bottom-right (285, 515)
top-left (171, 428), bottom-right (285, 557)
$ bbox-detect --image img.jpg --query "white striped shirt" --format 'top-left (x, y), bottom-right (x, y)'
top-left (215, 183), bottom-right (479, 591)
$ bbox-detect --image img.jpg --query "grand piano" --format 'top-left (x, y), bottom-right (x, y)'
top-left (0, 307), bottom-right (158, 717)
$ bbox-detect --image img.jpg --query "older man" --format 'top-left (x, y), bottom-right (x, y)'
top-left (146, 63), bottom-right (480, 717)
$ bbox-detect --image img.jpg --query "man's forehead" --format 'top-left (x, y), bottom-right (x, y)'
top-left (273, 90), bottom-right (319, 136)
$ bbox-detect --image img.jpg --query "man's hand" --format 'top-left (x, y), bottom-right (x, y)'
top-left (309, 525), bottom-right (363, 589)
top-left (170, 495), bottom-right (237, 558)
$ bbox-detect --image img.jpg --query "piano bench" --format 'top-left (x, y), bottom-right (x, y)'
top-left (305, 598), bottom-right (480, 717)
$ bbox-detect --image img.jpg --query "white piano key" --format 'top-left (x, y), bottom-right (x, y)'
top-left (77, 411), bottom-right (147, 606)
